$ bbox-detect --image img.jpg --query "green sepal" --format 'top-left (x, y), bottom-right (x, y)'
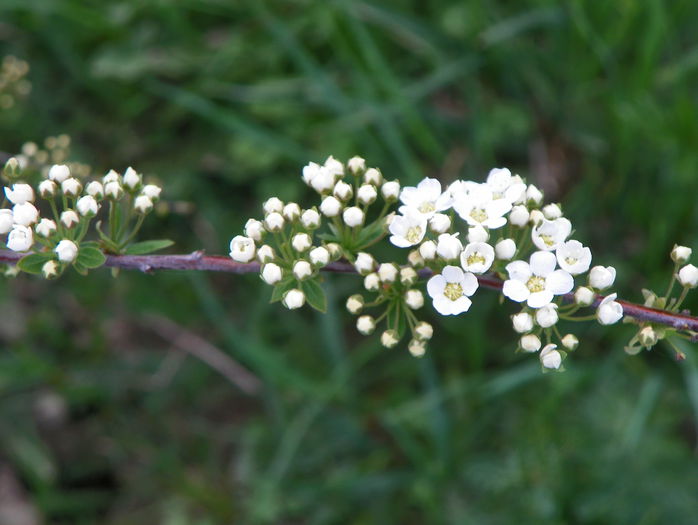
top-left (124, 239), bottom-right (174, 255)
top-left (76, 244), bottom-right (107, 269)
top-left (355, 218), bottom-right (386, 249)
top-left (270, 278), bottom-right (297, 303)
top-left (17, 252), bottom-right (52, 275)
top-left (301, 278), bottom-right (327, 313)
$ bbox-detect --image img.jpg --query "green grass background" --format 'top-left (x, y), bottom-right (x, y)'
top-left (1, 1), bottom-right (698, 523)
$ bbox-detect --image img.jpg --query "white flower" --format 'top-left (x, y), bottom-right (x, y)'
top-left (381, 330), bottom-right (400, 348)
top-left (48, 164), bottom-right (71, 182)
top-left (526, 184), bottom-right (543, 206)
top-left (436, 233), bottom-right (463, 260)
top-left (532, 218), bottom-right (572, 251)
top-left (0, 209), bottom-right (13, 233)
top-left (293, 260), bottom-right (312, 280)
top-left (333, 181), bottom-right (353, 201)
top-left (264, 212), bottom-right (285, 232)
top-left (35, 218), bottom-right (56, 237)
top-left (60, 210), bottom-right (79, 228)
top-left (61, 178), bottom-right (82, 197)
top-left (142, 184), bottom-right (161, 200)
top-left (467, 225), bottom-right (489, 243)
top-left (671, 245), bottom-right (692, 264)
top-left (4, 183), bottom-right (34, 204)
top-left (309, 246), bottom-right (329, 266)
top-left (103, 169), bottom-right (120, 184)
top-left (123, 167), bottom-right (141, 189)
top-left (495, 238), bottom-right (516, 260)
top-left (343, 206), bottom-right (364, 227)
top-left (260, 263), bottom-right (282, 285)
top-left (356, 315), bottom-right (375, 335)
top-left (405, 289), bottom-right (424, 310)
top-left (229, 235), bottom-right (256, 262)
top-left (38, 180), bottom-right (57, 198)
top-left (76, 195), bottom-right (99, 216)
top-left (408, 339), bottom-right (426, 357)
top-left (257, 245), bottom-right (275, 263)
top-left (357, 184), bottom-right (377, 205)
top-left (556, 240), bottom-right (592, 275)
top-left (291, 233), bottom-right (312, 253)
top-left (429, 213), bottom-right (451, 233)
top-left (364, 168), bottom-right (382, 186)
top-left (389, 208), bottom-right (427, 248)
top-left (512, 312), bottom-right (534, 333)
top-left (520, 334), bottom-right (541, 352)
top-left (347, 156), bottom-right (366, 174)
top-left (677, 264), bottom-right (698, 288)
top-left (419, 240), bottom-right (437, 260)
top-left (460, 242), bottom-right (494, 274)
top-left (561, 334), bottom-right (579, 350)
top-left (324, 155), bottom-right (344, 176)
top-left (300, 208), bottom-right (320, 229)
top-left (378, 263), bottom-right (398, 283)
top-left (542, 203), bottom-right (562, 219)
top-left (509, 205), bottom-right (529, 227)
top-left (42, 260), bottom-right (59, 279)
top-left (381, 180), bottom-right (400, 201)
top-left (535, 303), bottom-right (559, 328)
top-left (354, 252), bottom-right (376, 275)
top-left (320, 196), bottom-right (342, 217)
top-left (104, 181), bottom-right (123, 199)
top-left (399, 178), bottom-right (452, 218)
top-left (7, 225), bottom-right (33, 251)
top-left (453, 184), bottom-right (511, 229)
top-left (589, 265), bottom-right (616, 290)
top-left (282, 202), bottom-right (301, 221)
top-left (427, 265), bottom-right (478, 315)
top-left (282, 289), bottom-right (305, 309)
top-left (575, 286), bottom-right (595, 306)
top-left (55, 239), bottom-right (78, 263)
top-left (364, 273), bottom-right (380, 291)
top-left (263, 197), bottom-right (284, 215)
top-left (346, 294), bottom-right (364, 314)
top-left (244, 219), bottom-right (264, 241)
top-left (85, 181), bottom-right (104, 199)
top-left (12, 202), bottom-right (39, 226)
top-left (503, 251), bottom-right (574, 308)
top-left (596, 293), bottom-right (623, 325)
top-left (540, 344), bottom-right (562, 369)
top-left (134, 195), bottom-right (153, 214)
top-left (485, 168), bottom-right (526, 203)
top-left (415, 321), bottom-right (433, 340)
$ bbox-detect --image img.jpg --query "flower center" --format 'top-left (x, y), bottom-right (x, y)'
top-left (470, 208), bottom-right (488, 223)
top-left (466, 253), bottom-right (486, 267)
top-left (443, 282), bottom-right (463, 301)
top-left (539, 234), bottom-right (555, 247)
top-left (526, 275), bottom-right (546, 293)
top-left (406, 226), bottom-right (423, 243)
top-left (564, 256), bottom-right (577, 266)
top-left (419, 201), bottom-right (436, 214)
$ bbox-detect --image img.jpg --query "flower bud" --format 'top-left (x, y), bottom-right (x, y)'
top-left (333, 181), bottom-right (353, 201)
top-left (142, 184), bottom-right (162, 200)
top-left (60, 210), bottom-right (79, 228)
top-left (261, 263), bottom-right (283, 285)
top-left (589, 265), bottom-right (616, 290)
top-left (282, 202), bottom-right (301, 221)
top-left (415, 321), bottom-right (433, 341)
top-left (596, 293), bottom-right (623, 325)
top-left (561, 334), bottom-right (579, 351)
top-left (347, 156), bottom-right (366, 175)
top-left (540, 344), bottom-right (562, 369)
top-left (509, 205), bottom-right (529, 227)
top-left (354, 252), bottom-right (375, 275)
top-left (263, 197), bottom-right (284, 215)
top-left (364, 168), bottom-right (382, 186)
top-left (85, 181), bottom-right (104, 199)
top-left (102, 169), bottom-right (120, 184)
top-left (12, 202), bottom-right (39, 226)
top-left (4, 183), bottom-right (34, 204)
top-left (528, 209), bottom-right (544, 226)
top-left (0, 209), bottom-right (13, 234)
top-left (3, 157), bottom-right (20, 179)
top-left (48, 164), bottom-right (71, 182)
top-left (244, 218), bottom-right (264, 241)
top-left (35, 218), bottom-right (57, 237)
top-left (495, 238), bottom-right (516, 260)
top-left (55, 239), bottom-right (78, 263)
top-left (520, 334), bottom-right (541, 353)
top-left (436, 233), bottom-right (462, 260)
top-left (320, 196), bottom-right (342, 217)
top-left (38, 180), bottom-right (57, 198)
top-left (346, 294), bottom-right (364, 315)
top-left (282, 289), bottom-right (305, 310)
top-left (512, 312), bottom-right (533, 333)
top-left (535, 304), bottom-right (558, 328)
top-left (467, 225), bottom-right (489, 243)
top-left (301, 208), bottom-right (321, 229)
top-left (364, 272), bottom-right (380, 291)
top-left (229, 235), bottom-right (256, 263)
top-left (357, 184), bottom-right (377, 205)
top-left (677, 264), bottom-right (698, 288)
top-left (671, 245), bottom-right (692, 264)
top-left (343, 206), bottom-right (364, 227)
top-left (638, 326), bottom-right (658, 348)
top-left (104, 181), bottom-right (123, 200)
top-left (293, 260), bottom-right (312, 280)
top-left (7, 225), bottom-right (33, 252)
top-left (408, 339), bottom-right (426, 357)
top-left (400, 267), bottom-right (418, 286)
top-left (381, 329), bottom-right (400, 348)
top-left (429, 213), bottom-right (451, 234)
top-left (134, 195), bottom-right (153, 214)
top-left (76, 195), bottom-right (99, 216)
top-left (326, 242), bottom-right (342, 260)
top-left (42, 260), bottom-right (59, 279)
top-left (291, 233), bottom-right (312, 252)
top-left (356, 315), bottom-right (375, 335)
top-left (121, 167), bottom-right (139, 190)
top-left (381, 180), bottom-right (400, 201)
top-left (419, 240), bottom-right (437, 260)
top-left (61, 177), bottom-right (82, 197)
top-left (526, 184), bottom-right (543, 206)
top-left (405, 289), bottom-right (424, 310)
top-left (257, 244), bottom-right (275, 263)
top-left (407, 249), bottom-right (424, 268)
top-left (378, 263), bottom-right (398, 283)
top-left (542, 203), bottom-right (562, 219)
top-left (309, 246), bottom-right (330, 267)
top-left (264, 212), bottom-right (285, 232)
top-left (575, 286), bottom-right (595, 306)
top-left (324, 155), bottom-right (344, 176)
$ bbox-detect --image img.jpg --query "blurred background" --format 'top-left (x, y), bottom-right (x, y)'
top-left (1, 1), bottom-right (698, 523)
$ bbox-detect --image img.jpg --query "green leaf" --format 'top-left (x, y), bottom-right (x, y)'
top-left (124, 239), bottom-right (174, 255)
top-left (270, 278), bottom-right (296, 303)
top-left (355, 218), bottom-right (387, 249)
top-left (302, 279), bottom-right (327, 313)
top-left (76, 245), bottom-right (106, 269)
top-left (17, 253), bottom-right (52, 275)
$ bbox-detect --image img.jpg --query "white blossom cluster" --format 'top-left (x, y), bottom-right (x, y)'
top-left (2, 158), bottom-right (161, 278)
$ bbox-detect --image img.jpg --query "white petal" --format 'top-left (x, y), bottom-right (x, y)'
top-left (390, 235), bottom-right (413, 248)
top-left (527, 290), bottom-right (554, 308)
top-left (427, 275), bottom-right (446, 298)
top-left (503, 280), bottom-right (529, 302)
top-left (506, 260), bottom-right (531, 282)
top-left (450, 296), bottom-right (472, 314)
top-left (460, 272), bottom-right (479, 296)
top-left (417, 178), bottom-right (442, 199)
top-left (442, 265), bottom-right (464, 283)
top-left (530, 251), bottom-right (557, 277)
top-left (546, 270), bottom-right (574, 295)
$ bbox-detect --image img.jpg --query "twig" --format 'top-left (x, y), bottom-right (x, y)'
top-left (1, 249), bottom-right (697, 333)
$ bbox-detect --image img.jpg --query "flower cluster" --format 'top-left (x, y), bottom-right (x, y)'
top-left (2, 154), bottom-right (167, 278)
top-left (0, 55), bottom-right (31, 110)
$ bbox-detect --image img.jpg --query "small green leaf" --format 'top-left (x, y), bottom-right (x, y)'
top-left (124, 239), bottom-right (174, 255)
top-left (302, 279), bottom-right (327, 313)
top-left (270, 278), bottom-right (296, 303)
top-left (76, 245), bottom-right (106, 269)
top-left (355, 218), bottom-right (387, 249)
top-left (72, 259), bottom-right (89, 275)
top-left (17, 253), bottom-right (52, 275)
